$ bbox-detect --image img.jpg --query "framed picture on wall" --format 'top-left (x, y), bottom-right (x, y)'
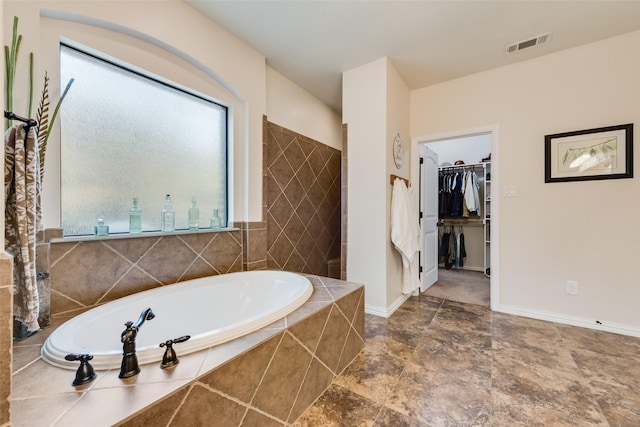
top-left (545, 123), bottom-right (633, 183)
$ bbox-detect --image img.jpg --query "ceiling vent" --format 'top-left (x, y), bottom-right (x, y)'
top-left (505, 32), bottom-right (552, 55)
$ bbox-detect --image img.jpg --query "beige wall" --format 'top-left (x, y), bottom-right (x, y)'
top-left (343, 58), bottom-right (388, 312)
top-left (385, 60), bottom-right (411, 308)
top-left (266, 66), bottom-right (342, 150)
top-left (343, 57), bottom-right (411, 316)
top-left (411, 30), bottom-right (640, 334)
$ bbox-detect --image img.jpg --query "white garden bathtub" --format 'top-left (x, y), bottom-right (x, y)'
top-left (42, 270), bottom-right (313, 370)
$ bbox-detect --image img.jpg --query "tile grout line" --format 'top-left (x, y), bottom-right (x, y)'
top-left (94, 238), bottom-right (164, 305)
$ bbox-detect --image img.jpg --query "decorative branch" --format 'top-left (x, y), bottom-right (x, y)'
top-left (4, 16), bottom-right (23, 129)
top-left (4, 14), bottom-right (74, 184)
top-left (36, 74), bottom-right (75, 183)
top-left (36, 73), bottom-right (50, 182)
top-left (28, 52), bottom-right (34, 118)
top-left (4, 16), bottom-right (35, 130)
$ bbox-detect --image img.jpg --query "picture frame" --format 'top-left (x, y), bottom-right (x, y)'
top-left (545, 123), bottom-right (633, 183)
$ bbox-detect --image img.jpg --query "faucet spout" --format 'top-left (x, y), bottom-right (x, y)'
top-left (135, 307), bottom-right (155, 328)
top-left (119, 307), bottom-right (154, 379)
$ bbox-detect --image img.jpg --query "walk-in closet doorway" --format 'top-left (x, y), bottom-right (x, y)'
top-left (417, 128), bottom-right (499, 309)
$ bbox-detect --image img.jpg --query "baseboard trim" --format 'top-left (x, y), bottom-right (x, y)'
top-left (365, 293), bottom-right (411, 318)
top-left (497, 305), bottom-right (640, 338)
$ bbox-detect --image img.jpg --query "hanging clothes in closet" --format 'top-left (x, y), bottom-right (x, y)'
top-left (438, 225), bottom-right (466, 270)
top-left (439, 167), bottom-right (481, 218)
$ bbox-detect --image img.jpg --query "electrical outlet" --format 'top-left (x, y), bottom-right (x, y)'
top-left (504, 186), bottom-right (518, 197)
top-left (566, 280), bottom-right (578, 295)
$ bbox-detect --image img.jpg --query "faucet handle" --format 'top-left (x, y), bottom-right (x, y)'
top-left (159, 335), bottom-right (191, 369)
top-left (65, 353), bottom-right (97, 386)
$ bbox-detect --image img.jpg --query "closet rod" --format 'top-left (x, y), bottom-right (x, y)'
top-left (438, 219), bottom-right (483, 227)
top-left (439, 162), bottom-right (485, 171)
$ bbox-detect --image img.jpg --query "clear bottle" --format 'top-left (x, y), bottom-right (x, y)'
top-left (94, 216), bottom-right (109, 236)
top-left (188, 197), bottom-right (200, 230)
top-left (161, 194), bottom-right (175, 232)
top-left (210, 209), bottom-right (222, 229)
top-left (129, 197), bottom-right (142, 234)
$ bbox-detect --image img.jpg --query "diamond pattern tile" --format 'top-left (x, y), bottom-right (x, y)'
top-left (50, 230), bottom-right (243, 315)
top-left (101, 266), bottom-right (160, 303)
top-left (289, 304), bottom-right (333, 353)
top-left (51, 241), bottom-right (131, 306)
top-left (296, 196), bottom-right (315, 225)
top-left (171, 384), bottom-right (246, 426)
top-left (270, 153), bottom-right (295, 189)
top-left (270, 234), bottom-right (294, 268)
top-left (315, 305), bottom-right (352, 372)
top-left (264, 122), bottom-right (341, 276)
top-left (283, 215), bottom-right (305, 246)
top-left (200, 333), bottom-right (281, 402)
top-left (269, 194), bottom-right (294, 226)
top-left (284, 251), bottom-right (305, 272)
top-left (288, 358), bottom-right (334, 422)
top-left (284, 139), bottom-right (306, 173)
top-left (252, 333), bottom-right (313, 420)
top-left (105, 236), bottom-right (160, 264)
top-left (136, 236), bottom-right (197, 284)
top-left (283, 177), bottom-right (305, 210)
top-left (267, 212), bottom-right (283, 249)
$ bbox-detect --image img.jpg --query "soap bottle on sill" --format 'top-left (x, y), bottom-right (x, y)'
top-left (129, 197), bottom-right (142, 234)
top-left (188, 197), bottom-right (200, 230)
top-left (161, 194), bottom-right (175, 232)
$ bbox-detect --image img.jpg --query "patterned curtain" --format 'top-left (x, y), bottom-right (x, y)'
top-left (5, 124), bottom-right (42, 332)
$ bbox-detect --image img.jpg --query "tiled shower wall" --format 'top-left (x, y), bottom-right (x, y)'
top-left (264, 118), bottom-right (341, 277)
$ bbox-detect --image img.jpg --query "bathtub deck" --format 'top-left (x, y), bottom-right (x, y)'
top-left (11, 275), bottom-right (365, 427)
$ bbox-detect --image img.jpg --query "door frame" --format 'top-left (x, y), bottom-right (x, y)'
top-left (412, 125), bottom-right (501, 311)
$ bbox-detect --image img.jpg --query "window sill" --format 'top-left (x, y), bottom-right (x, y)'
top-left (50, 227), bottom-right (239, 243)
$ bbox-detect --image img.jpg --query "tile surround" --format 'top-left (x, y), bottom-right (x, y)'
top-left (265, 119), bottom-right (341, 277)
top-left (11, 275), bottom-right (364, 426)
top-left (49, 230), bottom-right (243, 316)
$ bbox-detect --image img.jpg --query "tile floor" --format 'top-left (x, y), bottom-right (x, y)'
top-left (294, 293), bottom-right (640, 425)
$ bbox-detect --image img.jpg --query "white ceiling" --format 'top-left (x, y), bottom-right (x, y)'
top-left (185, 1), bottom-right (640, 112)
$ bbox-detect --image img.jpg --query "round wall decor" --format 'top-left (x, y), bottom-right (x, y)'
top-left (393, 133), bottom-right (403, 169)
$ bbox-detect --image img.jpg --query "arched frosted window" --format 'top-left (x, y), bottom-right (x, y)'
top-left (60, 44), bottom-right (227, 236)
